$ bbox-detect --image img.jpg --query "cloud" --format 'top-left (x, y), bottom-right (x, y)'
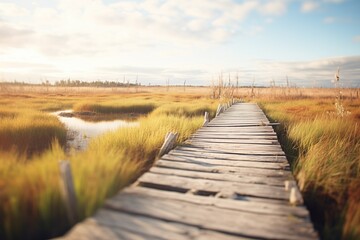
top-left (0, 0), bottom-right (292, 59)
top-left (247, 25), bottom-right (264, 36)
top-left (0, 61), bottom-right (60, 73)
top-left (252, 56), bottom-right (360, 87)
top-left (301, 1), bottom-right (320, 13)
top-left (0, 22), bottom-right (34, 48)
top-left (323, 17), bottom-right (336, 24)
top-left (0, 3), bottom-right (29, 17)
top-left (99, 66), bottom-right (208, 84)
top-left (353, 36), bottom-right (360, 43)
top-left (322, 0), bottom-right (345, 3)
top-left (2, 0), bottom-right (356, 87)
top-left (259, 0), bottom-right (288, 16)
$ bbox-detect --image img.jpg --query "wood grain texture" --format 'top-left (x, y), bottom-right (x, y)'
top-left (60, 103), bottom-right (317, 240)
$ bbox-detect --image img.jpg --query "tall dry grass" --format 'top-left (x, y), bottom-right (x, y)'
top-left (258, 98), bottom-right (360, 240)
top-left (73, 101), bottom-right (156, 114)
top-left (0, 108), bottom-right (66, 155)
top-left (0, 92), bottom-right (216, 239)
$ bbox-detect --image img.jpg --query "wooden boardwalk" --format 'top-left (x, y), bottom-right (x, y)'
top-left (61, 103), bottom-right (317, 240)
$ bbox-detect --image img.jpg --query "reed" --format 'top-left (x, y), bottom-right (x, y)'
top-left (150, 102), bottom-right (216, 117)
top-left (0, 108), bottom-right (66, 155)
top-left (73, 101), bottom-right (157, 114)
top-left (258, 98), bottom-right (360, 239)
top-left (0, 93), bottom-right (215, 240)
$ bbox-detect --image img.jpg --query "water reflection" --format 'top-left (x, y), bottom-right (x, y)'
top-left (53, 110), bottom-right (139, 151)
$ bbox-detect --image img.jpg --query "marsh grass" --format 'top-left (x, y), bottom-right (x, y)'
top-left (151, 102), bottom-right (216, 118)
top-left (73, 101), bottom-right (157, 114)
top-left (0, 92), bottom-right (216, 239)
top-left (258, 98), bottom-right (360, 239)
top-left (0, 108), bottom-right (66, 155)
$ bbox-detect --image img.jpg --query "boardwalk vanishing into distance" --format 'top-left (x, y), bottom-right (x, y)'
top-left (61, 103), bottom-right (318, 240)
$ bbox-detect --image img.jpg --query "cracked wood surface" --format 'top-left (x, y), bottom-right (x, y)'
top-left (59, 103), bottom-right (318, 240)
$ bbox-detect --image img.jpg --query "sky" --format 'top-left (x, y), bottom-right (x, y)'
top-left (0, 0), bottom-right (359, 87)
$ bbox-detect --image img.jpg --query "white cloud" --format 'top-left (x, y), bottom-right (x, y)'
top-left (33, 8), bottom-right (59, 24)
top-left (301, 1), bottom-right (320, 13)
top-left (323, 17), bottom-right (335, 24)
top-left (265, 18), bottom-right (274, 24)
top-left (252, 56), bottom-right (360, 87)
top-left (259, 0), bottom-right (288, 16)
top-left (0, 22), bottom-right (34, 47)
top-left (322, 0), bottom-right (345, 3)
top-left (3, 0), bottom-right (356, 87)
top-left (247, 25), bottom-right (264, 36)
top-left (0, 0), bottom-right (289, 58)
top-left (353, 36), bottom-right (360, 43)
top-left (0, 3), bottom-right (29, 17)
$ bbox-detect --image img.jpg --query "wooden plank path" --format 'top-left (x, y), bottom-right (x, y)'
top-left (60, 103), bottom-right (317, 240)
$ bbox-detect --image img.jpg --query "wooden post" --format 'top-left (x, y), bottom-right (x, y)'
top-left (59, 160), bottom-right (78, 224)
top-left (284, 180), bottom-right (296, 191)
top-left (203, 112), bottom-right (209, 126)
top-left (290, 187), bottom-right (304, 205)
top-left (158, 132), bottom-right (178, 157)
top-left (216, 104), bottom-right (223, 117)
top-left (285, 180), bottom-right (304, 205)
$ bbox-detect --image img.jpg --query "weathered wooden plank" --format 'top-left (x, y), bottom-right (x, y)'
top-left (207, 124), bottom-right (274, 127)
top-left (192, 135), bottom-right (278, 140)
top-left (195, 131), bottom-right (277, 135)
top-left (62, 210), bottom-right (245, 240)
top-left (123, 187), bottom-right (310, 218)
top-left (155, 160), bottom-right (291, 178)
top-left (197, 127), bottom-right (275, 132)
top-left (186, 142), bottom-right (284, 151)
top-left (138, 172), bottom-right (290, 200)
top-left (207, 119), bottom-right (271, 122)
top-left (176, 146), bottom-right (286, 156)
top-left (59, 102), bottom-right (317, 240)
top-left (150, 167), bottom-right (288, 187)
top-left (160, 154), bottom-right (289, 170)
top-left (181, 144), bottom-right (284, 152)
top-left (169, 150), bottom-right (288, 162)
top-left (188, 138), bottom-right (280, 145)
top-left (194, 130), bottom-right (277, 135)
top-left (104, 192), bottom-right (317, 240)
top-left (60, 218), bottom-right (152, 240)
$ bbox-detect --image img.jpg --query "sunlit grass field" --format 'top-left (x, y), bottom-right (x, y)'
top-left (0, 85), bottom-right (359, 239)
top-left (0, 90), bottom-right (217, 239)
top-left (255, 97), bottom-right (360, 240)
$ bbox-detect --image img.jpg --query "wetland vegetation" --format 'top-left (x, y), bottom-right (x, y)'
top-left (0, 88), bottom-right (217, 239)
top-left (0, 85), bottom-right (359, 240)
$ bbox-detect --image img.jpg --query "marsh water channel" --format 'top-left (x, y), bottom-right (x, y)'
top-left (53, 110), bottom-right (139, 152)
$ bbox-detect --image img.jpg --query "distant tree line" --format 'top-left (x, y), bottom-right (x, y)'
top-left (0, 79), bottom-right (141, 87)
top-left (54, 79), bottom-right (140, 87)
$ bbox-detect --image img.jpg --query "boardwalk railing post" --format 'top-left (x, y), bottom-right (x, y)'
top-left (285, 180), bottom-right (304, 205)
top-left (290, 187), bottom-right (304, 205)
top-left (203, 112), bottom-right (209, 126)
top-left (59, 160), bottom-right (78, 224)
top-left (158, 132), bottom-right (178, 157)
top-left (216, 104), bottom-right (224, 117)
